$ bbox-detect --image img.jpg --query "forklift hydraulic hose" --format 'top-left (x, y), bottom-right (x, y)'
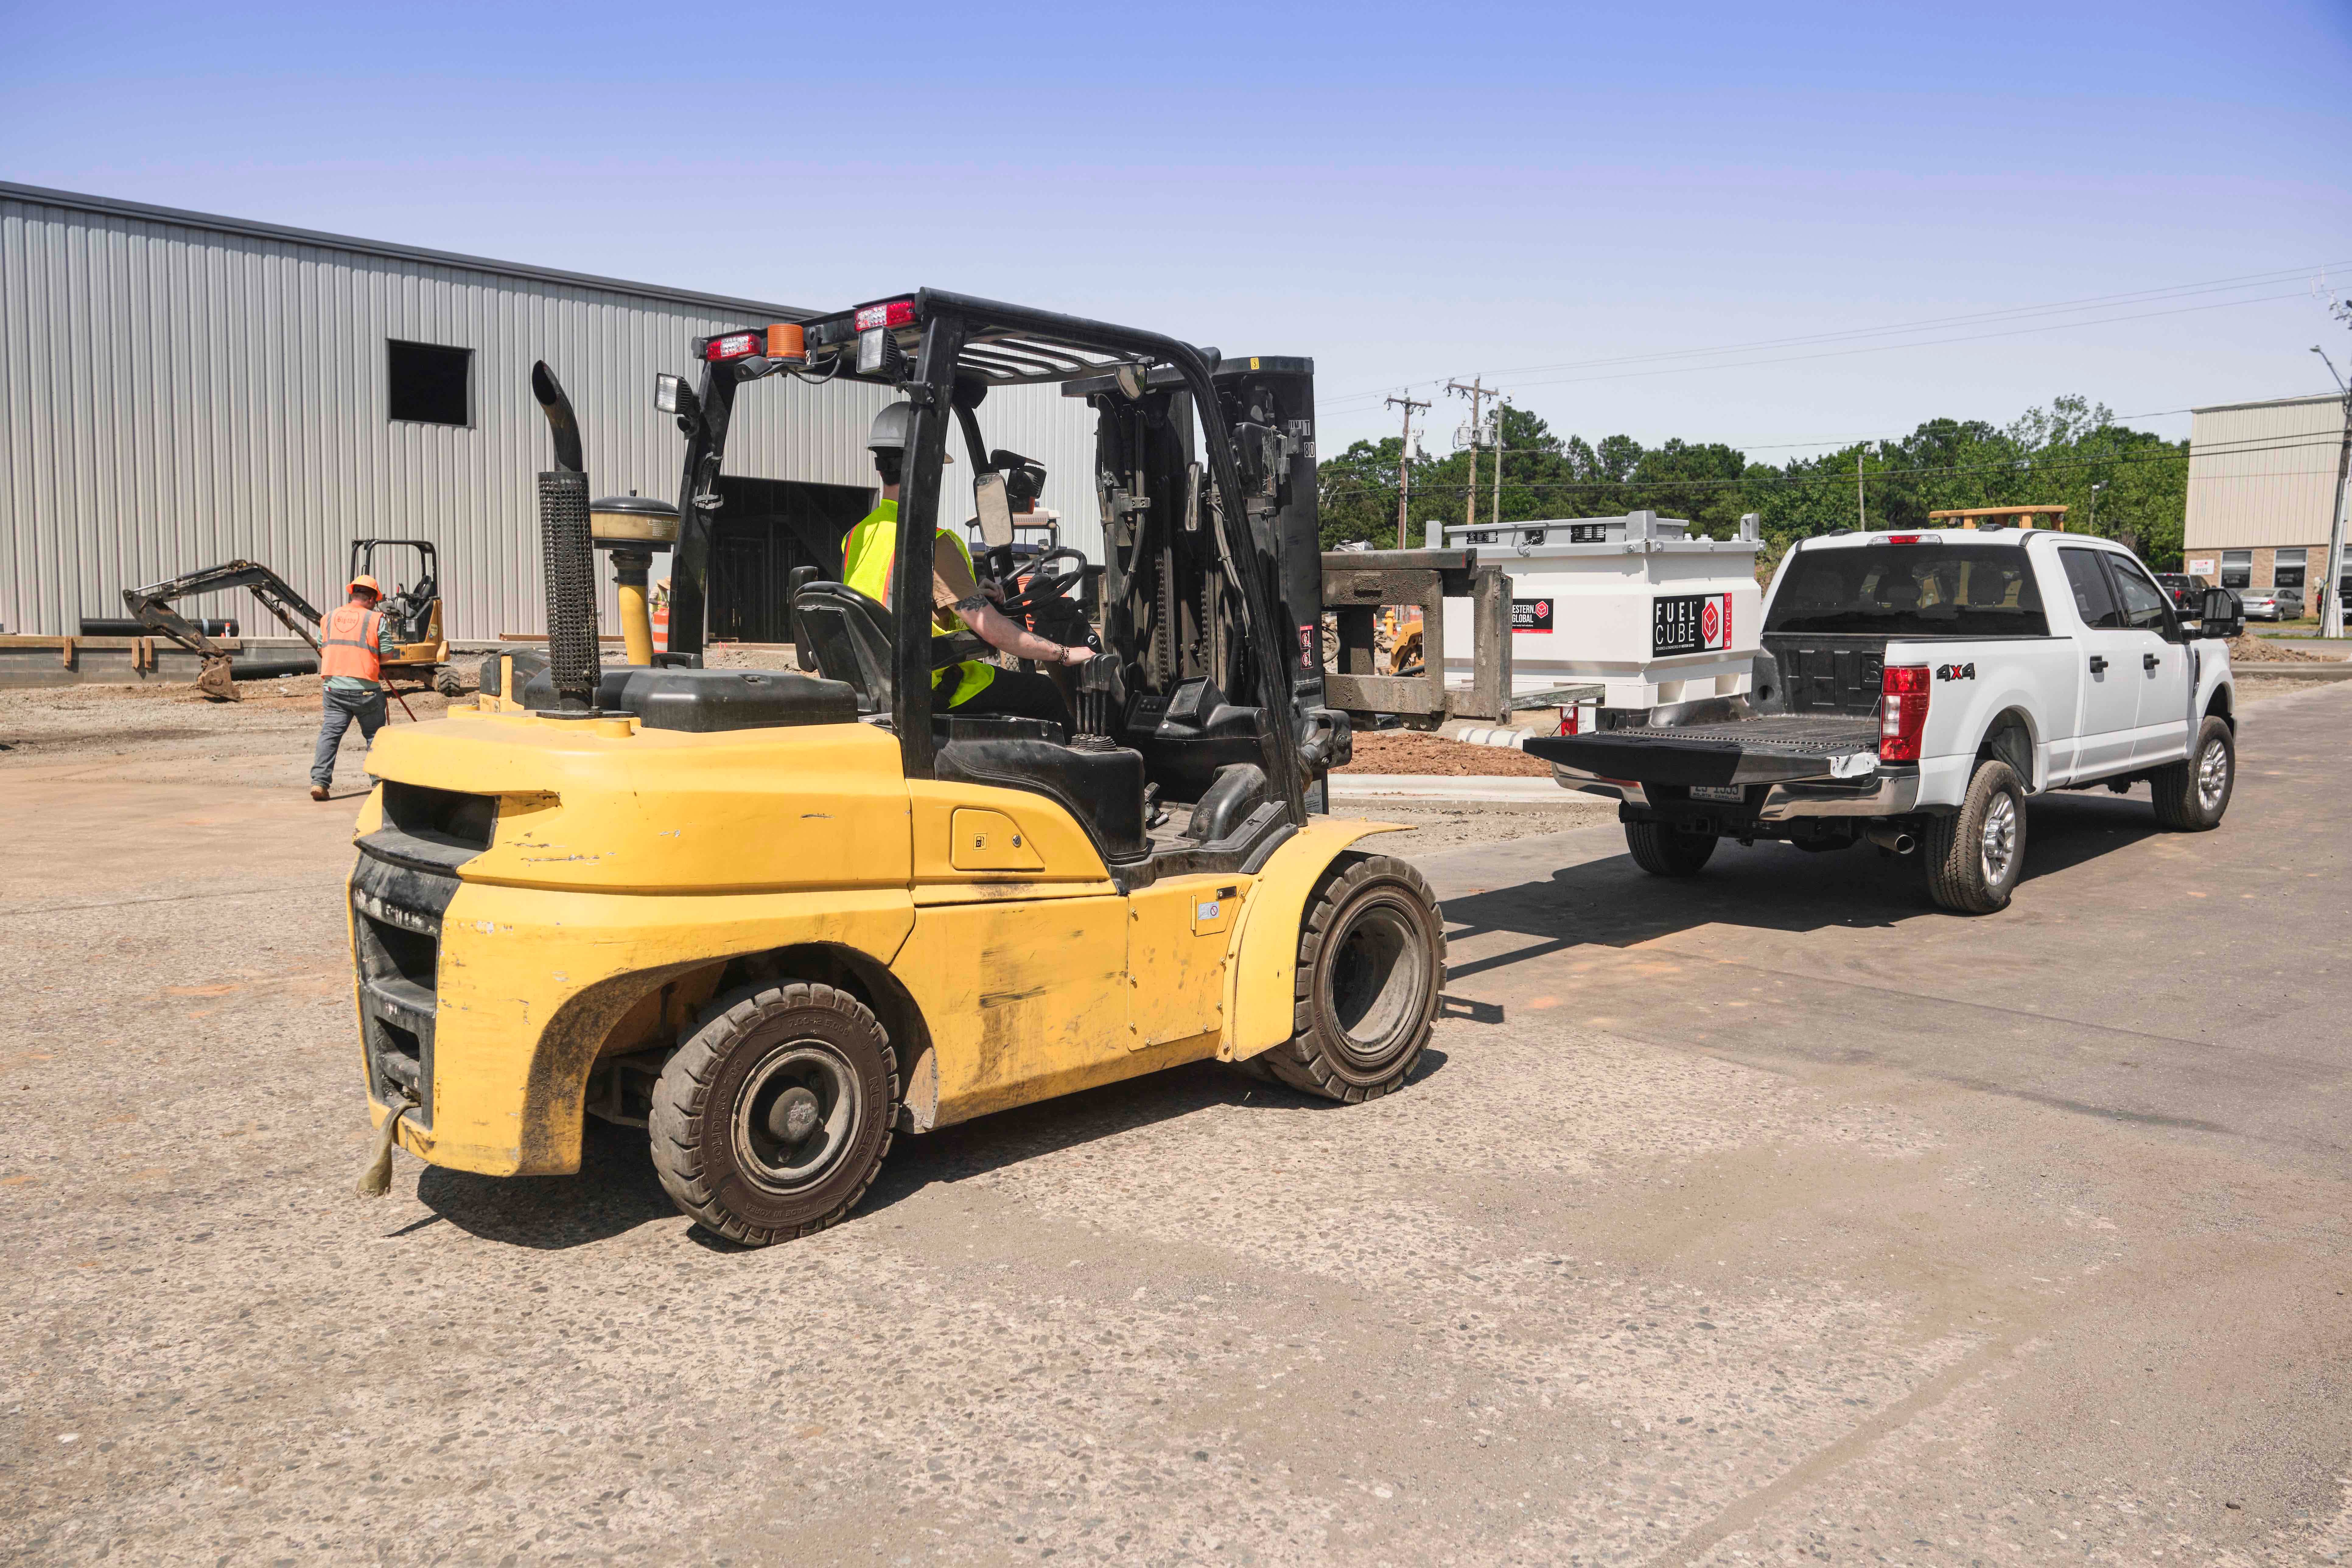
top-left (530, 360), bottom-right (585, 474)
top-left (354, 1090), bottom-right (417, 1198)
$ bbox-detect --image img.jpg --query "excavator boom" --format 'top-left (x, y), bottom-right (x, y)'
top-left (122, 560), bottom-right (326, 700)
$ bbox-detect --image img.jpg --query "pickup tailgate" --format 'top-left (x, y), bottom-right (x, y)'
top-left (1523, 714), bottom-right (1883, 787)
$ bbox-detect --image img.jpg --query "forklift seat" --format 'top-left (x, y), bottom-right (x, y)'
top-left (793, 581), bottom-right (896, 714)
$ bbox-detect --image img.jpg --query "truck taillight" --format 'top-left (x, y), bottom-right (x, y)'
top-left (1879, 665), bottom-right (1930, 761)
top-left (705, 331), bottom-right (762, 362)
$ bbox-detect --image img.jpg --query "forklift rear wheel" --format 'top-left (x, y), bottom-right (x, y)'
top-left (648, 983), bottom-right (898, 1246)
top-left (1625, 819), bottom-right (1717, 876)
top-left (432, 667), bottom-right (466, 697)
top-left (1257, 853), bottom-right (1444, 1104)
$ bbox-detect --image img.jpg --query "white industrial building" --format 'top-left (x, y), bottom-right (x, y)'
top-left (2182, 391), bottom-right (2350, 605)
top-left (0, 182), bottom-right (1102, 642)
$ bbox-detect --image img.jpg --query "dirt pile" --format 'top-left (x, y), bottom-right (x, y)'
top-left (1339, 729), bottom-right (1553, 777)
top-left (2227, 635), bottom-right (2340, 664)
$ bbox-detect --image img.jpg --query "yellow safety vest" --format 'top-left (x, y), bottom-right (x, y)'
top-left (839, 500), bottom-right (996, 709)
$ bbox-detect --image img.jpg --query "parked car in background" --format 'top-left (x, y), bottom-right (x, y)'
top-left (2236, 585), bottom-right (2303, 621)
top-left (2156, 572), bottom-right (2211, 612)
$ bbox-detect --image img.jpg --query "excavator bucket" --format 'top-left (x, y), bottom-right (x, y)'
top-left (194, 656), bottom-right (241, 703)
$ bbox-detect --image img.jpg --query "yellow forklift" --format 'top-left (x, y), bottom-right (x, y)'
top-left (350, 292), bottom-right (1445, 1245)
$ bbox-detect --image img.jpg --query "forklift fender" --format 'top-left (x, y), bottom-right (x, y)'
top-left (1222, 819), bottom-right (1408, 1062)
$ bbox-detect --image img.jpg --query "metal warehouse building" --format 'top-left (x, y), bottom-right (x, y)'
top-left (0, 182), bottom-right (1101, 643)
top-left (2182, 391), bottom-right (2350, 606)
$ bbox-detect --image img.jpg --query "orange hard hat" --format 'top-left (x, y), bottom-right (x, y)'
top-left (348, 574), bottom-right (381, 596)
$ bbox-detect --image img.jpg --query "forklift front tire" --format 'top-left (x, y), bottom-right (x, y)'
top-left (649, 983), bottom-right (898, 1246)
top-left (1257, 853), bottom-right (1444, 1104)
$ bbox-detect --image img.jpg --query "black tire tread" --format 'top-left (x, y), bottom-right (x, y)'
top-left (1256, 853), bottom-right (1444, 1104)
top-left (1625, 818), bottom-right (1717, 876)
top-left (2149, 715), bottom-right (2231, 832)
top-left (1923, 759), bottom-right (2024, 915)
top-left (647, 982), bottom-right (896, 1246)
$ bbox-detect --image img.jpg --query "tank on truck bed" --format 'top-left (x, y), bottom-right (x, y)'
top-left (1525, 527), bottom-right (2245, 913)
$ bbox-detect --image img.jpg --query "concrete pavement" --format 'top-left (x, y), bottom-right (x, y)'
top-left (3, 682), bottom-right (2349, 1565)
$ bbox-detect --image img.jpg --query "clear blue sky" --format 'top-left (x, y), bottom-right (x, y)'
top-left (8, 0), bottom-right (2349, 458)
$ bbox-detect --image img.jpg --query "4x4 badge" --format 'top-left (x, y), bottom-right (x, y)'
top-left (1935, 662), bottom-right (1977, 681)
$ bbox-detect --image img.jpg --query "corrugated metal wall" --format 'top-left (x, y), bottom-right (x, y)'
top-left (2184, 394), bottom-right (2349, 551)
top-left (0, 191), bottom-right (1107, 640)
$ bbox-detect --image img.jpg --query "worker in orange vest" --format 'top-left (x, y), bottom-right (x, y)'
top-left (310, 574), bottom-right (400, 801)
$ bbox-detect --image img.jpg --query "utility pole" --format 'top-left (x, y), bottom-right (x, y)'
top-left (1490, 402), bottom-right (1507, 534)
top-left (1448, 377), bottom-right (1499, 532)
top-left (2090, 481), bottom-right (2107, 537)
top-left (1856, 446), bottom-right (1868, 530)
top-left (1384, 394), bottom-right (1431, 551)
top-left (2317, 320), bottom-right (2352, 638)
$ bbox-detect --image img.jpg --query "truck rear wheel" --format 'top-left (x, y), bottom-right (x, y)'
top-left (2149, 715), bottom-right (2232, 831)
top-left (1625, 819), bottom-right (1717, 876)
top-left (1256, 853), bottom-right (1444, 1104)
top-left (1923, 759), bottom-right (2026, 914)
top-left (648, 983), bottom-right (897, 1246)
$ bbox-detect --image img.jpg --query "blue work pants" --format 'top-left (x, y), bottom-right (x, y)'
top-left (311, 687), bottom-right (387, 788)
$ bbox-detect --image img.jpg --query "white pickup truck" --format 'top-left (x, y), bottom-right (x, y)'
top-left (1525, 528), bottom-right (2242, 912)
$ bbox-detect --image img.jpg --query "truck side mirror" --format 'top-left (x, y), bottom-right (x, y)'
top-left (974, 473), bottom-right (1017, 550)
top-left (2196, 586), bottom-right (2242, 638)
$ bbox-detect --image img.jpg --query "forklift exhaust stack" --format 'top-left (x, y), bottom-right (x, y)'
top-left (531, 362), bottom-right (601, 714)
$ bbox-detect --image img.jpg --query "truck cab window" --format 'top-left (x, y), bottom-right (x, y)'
top-left (2104, 556), bottom-right (2174, 633)
top-left (1764, 544), bottom-right (2049, 637)
top-left (2059, 548), bottom-right (2125, 630)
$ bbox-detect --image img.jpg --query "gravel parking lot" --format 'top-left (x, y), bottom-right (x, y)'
top-left (3, 677), bottom-right (2348, 1565)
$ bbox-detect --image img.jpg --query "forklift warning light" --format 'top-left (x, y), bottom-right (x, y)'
top-left (854, 300), bottom-right (918, 332)
top-left (705, 332), bottom-right (763, 362)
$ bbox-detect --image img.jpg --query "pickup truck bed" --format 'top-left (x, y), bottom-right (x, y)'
top-left (1526, 714), bottom-right (1881, 787)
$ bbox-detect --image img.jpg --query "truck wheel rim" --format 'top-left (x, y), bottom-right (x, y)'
top-left (1325, 894), bottom-right (1429, 1070)
top-left (1979, 793), bottom-right (2018, 885)
top-left (2197, 739), bottom-right (2229, 810)
top-left (732, 1043), bottom-right (860, 1195)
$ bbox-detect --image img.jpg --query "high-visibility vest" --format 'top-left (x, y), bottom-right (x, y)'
top-left (319, 603), bottom-right (384, 681)
top-left (840, 501), bottom-right (996, 709)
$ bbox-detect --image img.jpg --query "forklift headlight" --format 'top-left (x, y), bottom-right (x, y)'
top-left (856, 327), bottom-right (905, 379)
top-left (655, 373), bottom-right (684, 415)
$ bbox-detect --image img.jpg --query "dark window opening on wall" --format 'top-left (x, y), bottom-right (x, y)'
top-left (2273, 548), bottom-right (2307, 589)
top-left (387, 340), bottom-right (472, 426)
top-left (2220, 549), bottom-right (2252, 590)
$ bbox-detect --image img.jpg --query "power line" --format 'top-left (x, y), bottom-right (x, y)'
top-left (1325, 289), bottom-right (2315, 415)
top-left (1319, 259), bottom-right (2352, 410)
top-left (1331, 262), bottom-right (2349, 397)
top-left (1317, 435), bottom-right (2342, 498)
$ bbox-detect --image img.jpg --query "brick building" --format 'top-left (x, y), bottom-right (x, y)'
top-left (2182, 392), bottom-right (2350, 611)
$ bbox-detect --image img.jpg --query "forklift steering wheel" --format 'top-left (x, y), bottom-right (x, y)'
top-left (995, 547), bottom-right (1092, 616)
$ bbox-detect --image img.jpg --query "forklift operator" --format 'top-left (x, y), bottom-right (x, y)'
top-left (842, 403), bottom-right (1092, 726)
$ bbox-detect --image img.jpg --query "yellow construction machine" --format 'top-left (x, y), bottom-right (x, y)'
top-left (349, 292), bottom-right (1444, 1244)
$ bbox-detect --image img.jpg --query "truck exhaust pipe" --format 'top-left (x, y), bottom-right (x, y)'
top-left (1866, 824), bottom-right (1916, 856)
top-left (531, 362), bottom-right (600, 715)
